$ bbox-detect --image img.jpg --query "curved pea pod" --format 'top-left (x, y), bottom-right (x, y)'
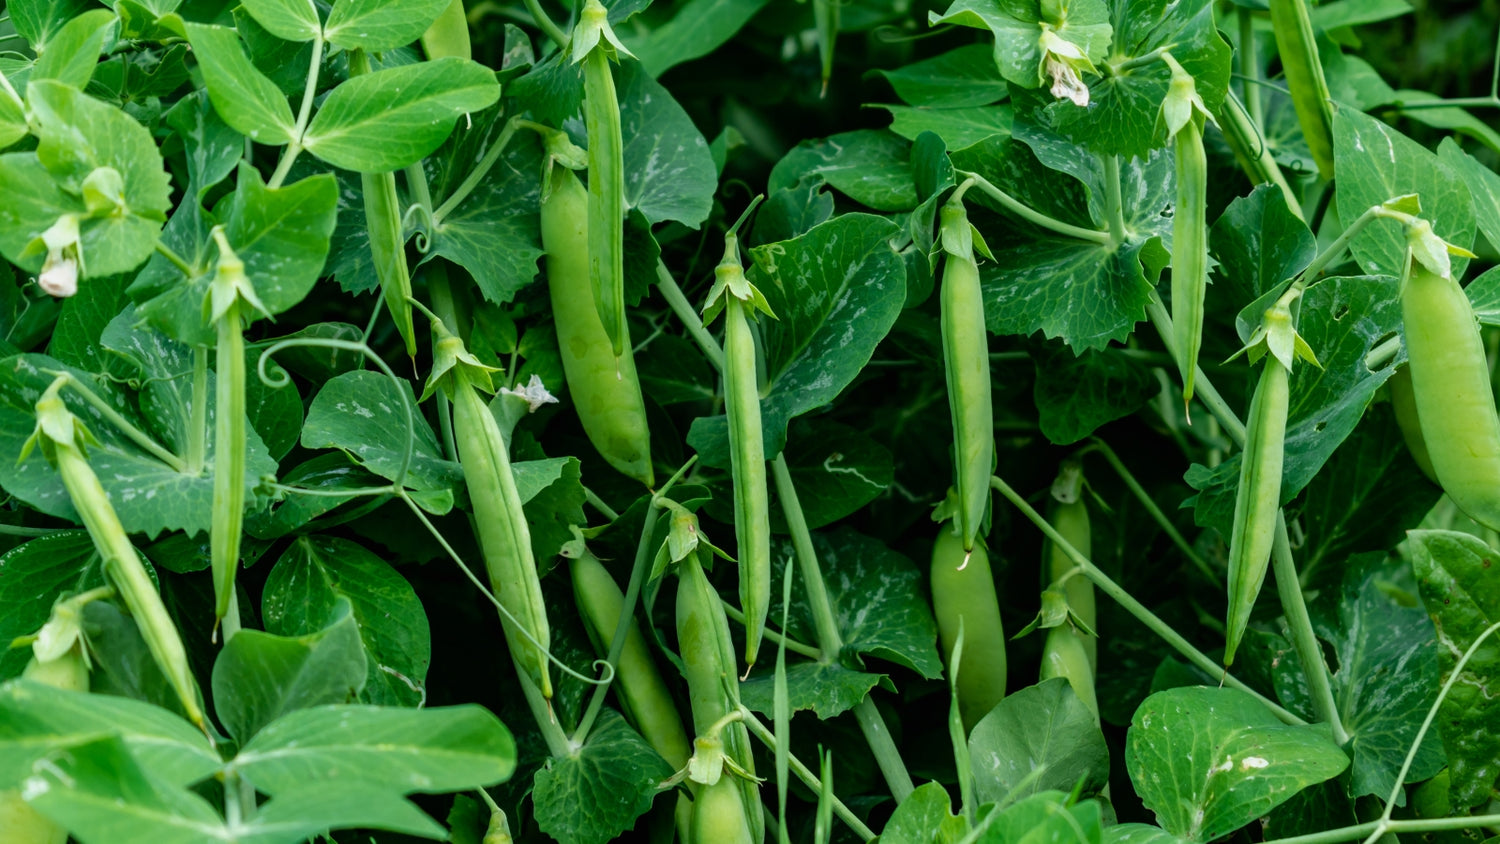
top-left (1047, 496), bottom-right (1096, 671)
top-left (1223, 356), bottom-right (1290, 667)
top-left (1389, 365), bottom-right (1438, 484)
top-left (931, 523), bottom-right (1006, 730)
top-left (571, 550), bottom-right (692, 769)
top-left (938, 191), bottom-right (994, 552)
top-left (420, 0), bottom-right (470, 60)
top-left (1267, 0), bottom-right (1335, 179)
top-left (691, 776), bottom-right (756, 844)
top-left (541, 167), bottom-right (653, 486)
top-left (349, 50), bottom-right (416, 358)
top-left (1402, 252), bottom-right (1500, 530)
top-left (439, 343), bottom-right (553, 698)
top-left (1040, 624), bottom-right (1098, 721)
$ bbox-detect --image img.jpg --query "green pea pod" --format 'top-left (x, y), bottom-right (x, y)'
top-left (1402, 255), bottom-right (1500, 530)
top-left (350, 50), bottom-right (417, 358)
top-left (939, 188), bottom-right (994, 552)
top-left (931, 523), bottom-right (1006, 730)
top-left (1267, 0), bottom-right (1335, 179)
top-left (210, 298), bottom-right (245, 623)
top-left (691, 776), bottom-right (756, 844)
top-left (420, 0), bottom-right (470, 60)
top-left (542, 167), bottom-right (653, 486)
top-left (449, 363), bottom-right (553, 698)
top-left (571, 550), bottom-right (692, 769)
top-left (1224, 356), bottom-right (1289, 666)
top-left (1389, 366), bottom-right (1438, 483)
top-left (1171, 116), bottom-right (1207, 409)
top-left (1040, 625), bottom-right (1098, 721)
top-left (573, 0), bottom-right (629, 359)
top-left (675, 553), bottom-right (763, 844)
top-left (1047, 497), bottom-right (1095, 671)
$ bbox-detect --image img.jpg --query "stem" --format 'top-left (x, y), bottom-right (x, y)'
top-left (433, 117), bottom-right (521, 222)
top-left (516, 652), bottom-right (572, 756)
top-left (1104, 155), bottom-right (1127, 245)
top-left (186, 346), bottom-right (209, 475)
top-left (269, 35), bottom-right (325, 189)
top-left (523, 0), bottom-right (567, 49)
top-left (584, 487), bottom-right (621, 521)
top-left (1394, 96), bottom-right (1500, 111)
top-left (570, 502), bottom-right (661, 747)
top-left (1296, 204), bottom-right (1386, 285)
top-left (738, 706), bottom-right (878, 842)
top-left (1239, 7), bottom-right (1263, 127)
top-left (1271, 514), bottom-right (1349, 743)
top-left (655, 260), bottom-right (727, 370)
top-left (990, 473), bottom-right (1305, 725)
top-left (959, 172), bottom-right (1113, 246)
top-left (1146, 296), bottom-right (1247, 444)
top-left (721, 600), bottom-right (823, 659)
top-left (1087, 438), bottom-right (1218, 582)
top-left (154, 241), bottom-right (196, 277)
top-left (0, 523), bottom-right (67, 537)
top-left (771, 452), bottom-right (915, 803)
top-left (53, 374), bottom-right (186, 472)
top-left (1217, 91), bottom-right (1303, 222)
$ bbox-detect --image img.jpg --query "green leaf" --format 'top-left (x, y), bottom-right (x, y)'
top-left (235, 6), bottom-right (318, 96)
top-left (0, 532), bottom-right (99, 679)
top-left (242, 783), bottom-right (448, 842)
top-left (234, 703), bottom-right (516, 795)
top-left (751, 213), bottom-right (907, 426)
top-left (245, 453), bottom-right (386, 539)
top-left (1407, 529), bottom-right (1500, 808)
top-left (48, 273), bottom-right (133, 381)
top-left (1209, 184), bottom-right (1317, 341)
top-left (880, 781), bottom-right (968, 843)
top-left (1465, 267), bottom-right (1500, 327)
top-left (873, 44), bottom-right (1008, 109)
top-left (768, 130), bottom-right (919, 212)
top-left (625, 0), bottom-right (772, 77)
top-left (969, 678), bottom-right (1111, 803)
top-left (324, 0), bottom-right (453, 51)
top-left (531, 708), bottom-right (674, 844)
top-left (1125, 686), bottom-right (1350, 842)
top-left (879, 104), bottom-right (1013, 152)
top-left (238, 0), bottom-right (323, 41)
top-left (928, 0), bottom-right (1111, 94)
top-left (0, 679), bottom-right (221, 791)
top-left (740, 659), bottom-right (885, 719)
top-left (1333, 109), bottom-right (1476, 280)
top-left (979, 235), bottom-right (1156, 352)
top-left (0, 85), bottom-right (26, 152)
top-left (9, 0), bottom-right (95, 51)
top-left (183, 23), bottom-right (297, 146)
top-left (262, 536), bottom-right (431, 707)
top-left (514, 453), bottom-right (586, 566)
top-left (1033, 344), bottom-right (1157, 444)
top-left (301, 369), bottom-right (462, 502)
top-left (1102, 825), bottom-right (1184, 844)
top-left (983, 790), bottom-right (1105, 844)
top-left (302, 58), bottom-right (500, 173)
top-left (211, 597), bottom-right (369, 743)
top-left (30, 9), bottom-right (114, 90)
top-left (1437, 139), bottom-right (1500, 256)
top-left (618, 61), bottom-right (717, 227)
top-left (221, 164), bottom-right (338, 318)
top-left (243, 351), bottom-right (303, 461)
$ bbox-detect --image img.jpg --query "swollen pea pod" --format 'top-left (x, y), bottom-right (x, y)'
top-left (1267, 0), bottom-right (1335, 179)
top-left (541, 166), bottom-right (654, 485)
top-left (1160, 54), bottom-right (1211, 411)
top-left (350, 50), bottom-right (417, 358)
top-left (571, 0), bottom-right (632, 359)
top-left (692, 777), bottom-right (756, 844)
top-left (1400, 234), bottom-right (1500, 531)
top-left (676, 552), bottom-right (763, 844)
top-left (427, 323), bottom-right (553, 698)
top-left (931, 522), bottom-right (1006, 731)
top-left (1040, 625), bottom-right (1097, 720)
top-left (420, 0), bottom-right (470, 60)
top-left (22, 380), bottom-right (205, 728)
top-left (1046, 468), bottom-right (1095, 672)
top-left (1389, 365), bottom-right (1438, 483)
top-left (938, 180), bottom-right (994, 552)
top-left (702, 232), bottom-right (776, 671)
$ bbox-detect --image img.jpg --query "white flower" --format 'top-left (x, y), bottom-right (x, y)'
top-left (502, 375), bottom-right (560, 412)
top-left (1038, 29), bottom-right (1094, 107)
top-left (36, 214), bottom-right (81, 298)
top-left (1047, 59), bottom-right (1091, 106)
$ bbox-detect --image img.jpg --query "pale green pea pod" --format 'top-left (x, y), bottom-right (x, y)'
top-left (542, 167), bottom-right (653, 486)
top-left (1046, 477), bottom-right (1095, 671)
top-left (938, 182), bottom-right (994, 553)
top-left (1040, 624), bottom-right (1098, 721)
top-left (571, 0), bottom-right (632, 360)
top-left (1389, 366), bottom-right (1438, 484)
top-left (1160, 54), bottom-right (1210, 413)
top-left (1267, 0), bottom-right (1335, 179)
top-left (931, 522), bottom-right (1006, 731)
top-left (691, 776), bottom-right (755, 844)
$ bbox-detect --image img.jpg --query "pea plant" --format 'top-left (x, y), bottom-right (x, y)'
top-left (3, 0), bottom-right (1500, 840)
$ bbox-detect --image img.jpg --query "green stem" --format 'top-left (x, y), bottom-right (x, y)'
top-left (187, 346), bottom-right (209, 475)
top-left (1086, 438), bottom-right (1218, 582)
top-left (432, 117), bottom-right (521, 222)
top-left (1239, 7), bottom-right (1263, 126)
top-left (154, 241), bottom-right (196, 277)
top-left (523, 0), bottom-right (567, 49)
top-left (1394, 95), bottom-right (1500, 111)
top-left (1104, 155), bottom-right (1127, 245)
top-left (269, 35), bottom-right (325, 189)
top-left (570, 501), bottom-right (661, 747)
top-left (738, 706), bottom-right (878, 842)
top-left (0, 523), bottom-right (67, 537)
top-left (990, 473), bottom-right (1305, 725)
top-left (655, 260), bottom-right (727, 370)
top-left (1271, 514), bottom-right (1349, 743)
top-left (721, 600), bottom-right (823, 659)
top-left (516, 652), bottom-right (572, 756)
top-left (1295, 204), bottom-right (1385, 285)
top-left (959, 172), bottom-right (1113, 246)
top-left (1146, 295), bottom-right (1247, 444)
top-left (583, 487), bottom-right (621, 521)
top-left (1217, 90), bottom-right (1303, 222)
top-left (53, 374), bottom-right (186, 472)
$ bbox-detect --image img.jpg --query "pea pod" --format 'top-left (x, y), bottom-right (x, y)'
top-left (1046, 495), bottom-right (1095, 671)
top-left (1224, 355), bottom-right (1290, 667)
top-left (207, 229), bottom-right (259, 626)
top-left (1389, 365), bottom-right (1438, 484)
top-left (931, 523), bottom-right (1006, 731)
top-left (692, 776), bottom-right (756, 844)
top-left (1161, 54), bottom-right (1211, 411)
top-left (571, 0), bottom-right (631, 359)
top-left (1040, 624), bottom-right (1098, 721)
top-left (1401, 250), bottom-right (1500, 530)
top-left (571, 549), bottom-right (691, 768)
top-left (939, 182), bottom-right (994, 552)
top-left (420, 0), bottom-right (470, 60)
top-left (350, 49), bottom-right (417, 358)
top-left (541, 167), bottom-right (653, 485)
top-left (431, 326), bottom-right (553, 698)
top-left (1267, 0), bottom-right (1335, 179)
